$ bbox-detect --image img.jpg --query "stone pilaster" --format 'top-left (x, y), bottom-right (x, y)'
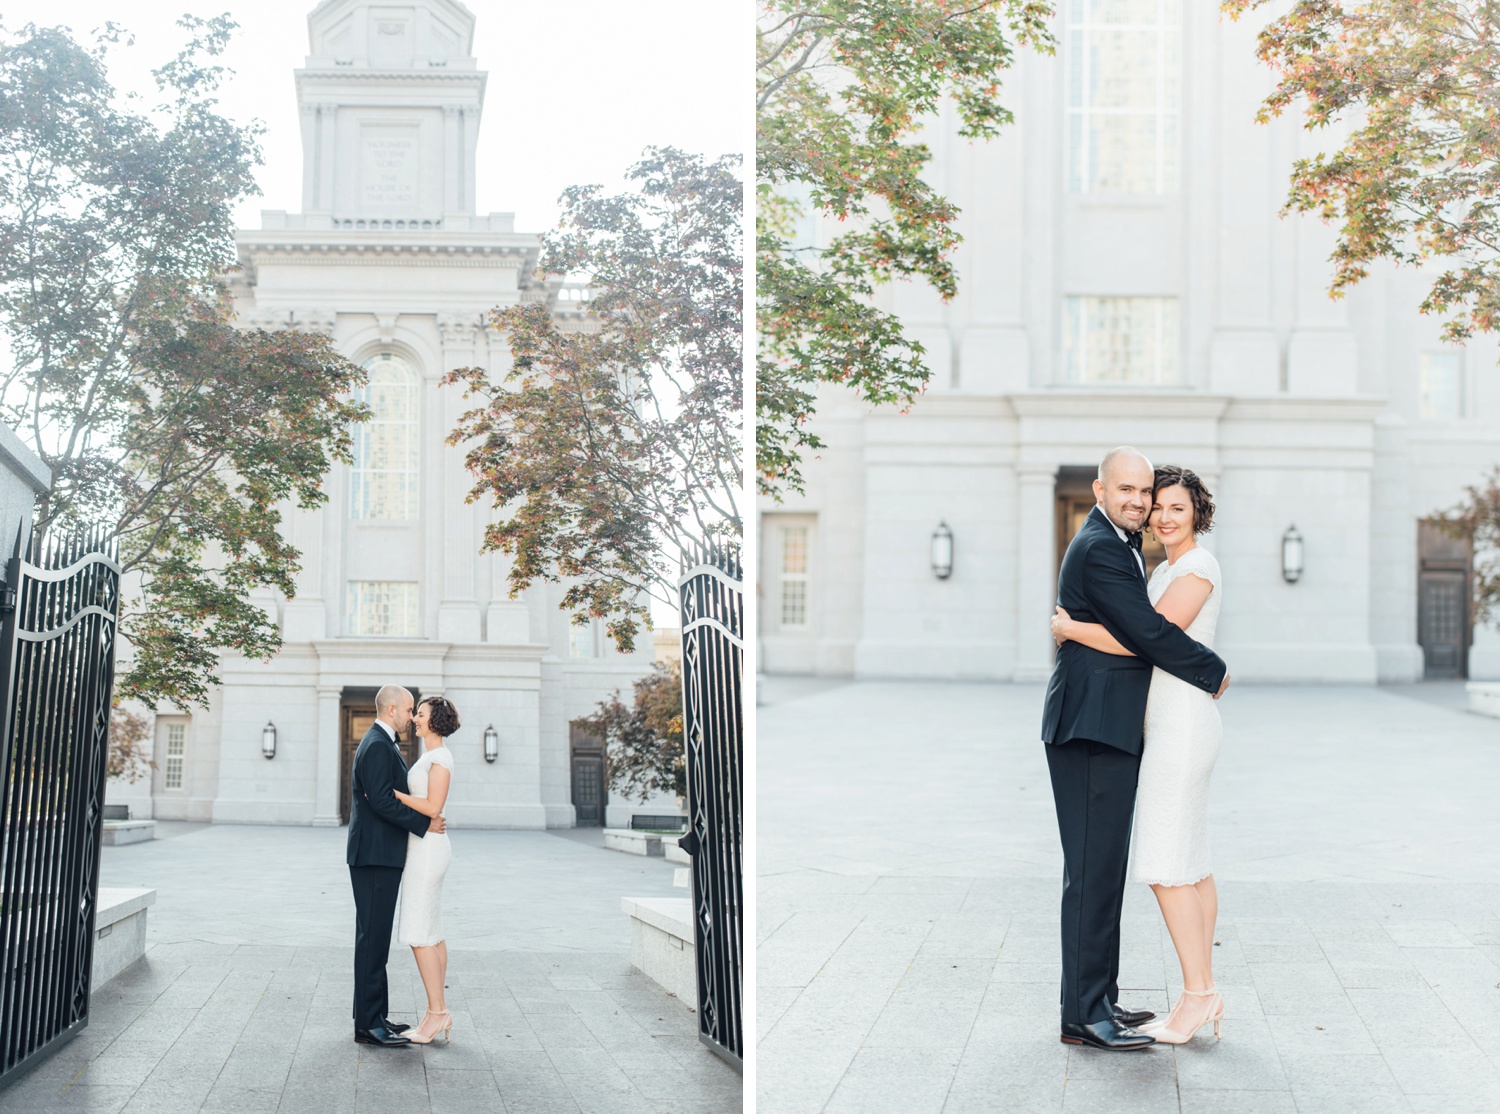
top-left (1014, 465), bottom-right (1059, 682)
top-left (312, 686), bottom-right (342, 827)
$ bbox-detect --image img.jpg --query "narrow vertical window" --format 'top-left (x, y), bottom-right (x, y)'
top-left (569, 620), bottom-right (598, 659)
top-left (1063, 296), bottom-right (1179, 384)
top-left (347, 581), bottom-right (419, 637)
top-left (779, 525), bottom-right (809, 629)
top-left (164, 723), bottom-right (185, 790)
top-left (350, 352), bottom-right (419, 520)
top-left (1067, 0), bottom-right (1180, 193)
top-left (1419, 351), bottom-right (1462, 419)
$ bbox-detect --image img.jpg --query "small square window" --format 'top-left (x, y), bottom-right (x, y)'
top-left (569, 620), bottom-right (598, 659)
top-left (164, 723), bottom-right (185, 791)
top-left (1419, 351), bottom-right (1462, 419)
top-left (779, 526), bottom-right (810, 629)
top-left (347, 582), bottom-right (419, 637)
top-left (1062, 296), bottom-right (1179, 384)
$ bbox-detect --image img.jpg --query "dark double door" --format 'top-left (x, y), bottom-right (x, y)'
top-left (1418, 520), bottom-right (1472, 678)
top-left (570, 723), bottom-right (606, 827)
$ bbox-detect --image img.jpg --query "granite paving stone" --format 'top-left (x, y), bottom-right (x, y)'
top-left (1, 827), bottom-right (737, 1113)
top-left (758, 678), bottom-right (1500, 1112)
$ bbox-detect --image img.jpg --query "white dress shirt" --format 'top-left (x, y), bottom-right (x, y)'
top-left (1104, 513), bottom-right (1147, 580)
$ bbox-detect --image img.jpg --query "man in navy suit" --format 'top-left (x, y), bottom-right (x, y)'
top-left (1040, 447), bottom-right (1230, 1050)
top-left (347, 684), bottom-right (443, 1046)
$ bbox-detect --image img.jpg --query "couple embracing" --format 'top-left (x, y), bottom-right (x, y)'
top-left (1042, 446), bottom-right (1231, 1051)
top-left (346, 685), bottom-right (462, 1048)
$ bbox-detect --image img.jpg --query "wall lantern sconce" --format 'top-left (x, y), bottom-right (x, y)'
top-left (483, 724), bottom-right (499, 763)
top-left (261, 721), bottom-right (277, 760)
top-left (931, 521), bottom-right (954, 580)
top-left (1281, 525), bottom-right (1305, 584)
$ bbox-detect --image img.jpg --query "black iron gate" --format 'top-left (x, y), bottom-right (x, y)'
top-left (0, 527), bottom-right (121, 1089)
top-left (676, 542), bottom-right (743, 1069)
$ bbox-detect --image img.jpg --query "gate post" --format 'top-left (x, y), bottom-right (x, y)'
top-left (677, 542), bottom-right (744, 1069)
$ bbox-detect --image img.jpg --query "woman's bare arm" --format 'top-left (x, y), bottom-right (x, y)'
top-left (1051, 570), bottom-right (1212, 657)
top-left (1052, 607), bottom-right (1133, 656)
top-left (393, 764), bottom-right (451, 818)
top-left (1154, 573), bottom-right (1212, 630)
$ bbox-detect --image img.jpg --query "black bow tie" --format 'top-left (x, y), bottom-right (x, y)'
top-left (1126, 531), bottom-right (1143, 552)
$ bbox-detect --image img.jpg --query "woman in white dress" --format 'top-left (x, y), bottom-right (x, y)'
top-left (391, 695), bottom-right (458, 1045)
top-left (1051, 466), bottom-right (1225, 1045)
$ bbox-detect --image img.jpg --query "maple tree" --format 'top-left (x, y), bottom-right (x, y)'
top-left (1224, 0), bottom-right (1500, 344)
top-left (579, 660), bottom-right (687, 804)
top-left (0, 18), bottom-right (367, 709)
top-left (1441, 468), bottom-right (1500, 631)
top-left (757, 0), bottom-right (1052, 495)
top-left (446, 148), bottom-right (741, 654)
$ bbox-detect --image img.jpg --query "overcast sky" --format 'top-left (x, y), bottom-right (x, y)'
top-left (1, 0), bottom-right (746, 233)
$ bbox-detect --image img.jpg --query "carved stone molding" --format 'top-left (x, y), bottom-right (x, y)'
top-left (241, 308), bottom-right (291, 331)
top-left (293, 308), bottom-right (337, 336)
top-left (438, 312), bottom-right (478, 348)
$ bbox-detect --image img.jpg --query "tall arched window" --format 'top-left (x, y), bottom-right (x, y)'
top-left (350, 352), bottom-right (419, 520)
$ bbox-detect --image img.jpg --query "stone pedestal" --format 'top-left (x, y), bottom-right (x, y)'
top-left (1468, 682), bottom-right (1500, 719)
top-left (93, 887), bottom-right (156, 986)
top-left (621, 897), bottom-right (696, 1007)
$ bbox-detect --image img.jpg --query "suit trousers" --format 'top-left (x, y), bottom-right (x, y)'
top-left (350, 865), bottom-right (403, 1031)
top-left (1045, 738), bottom-right (1142, 1026)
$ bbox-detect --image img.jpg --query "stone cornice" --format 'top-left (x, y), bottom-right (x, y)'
top-left (236, 237), bottom-right (534, 270)
top-left (1007, 392), bottom-right (1234, 420)
top-left (295, 68), bottom-right (485, 86)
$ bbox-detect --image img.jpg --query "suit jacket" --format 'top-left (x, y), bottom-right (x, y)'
top-left (1041, 505), bottom-right (1228, 755)
top-left (346, 723), bottom-right (430, 868)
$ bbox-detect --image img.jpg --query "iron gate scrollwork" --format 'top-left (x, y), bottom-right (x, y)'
top-left (676, 541), bottom-right (743, 1069)
top-left (0, 527), bottom-right (122, 1089)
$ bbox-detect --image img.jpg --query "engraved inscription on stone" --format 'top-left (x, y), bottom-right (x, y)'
top-left (361, 127), bottom-right (418, 210)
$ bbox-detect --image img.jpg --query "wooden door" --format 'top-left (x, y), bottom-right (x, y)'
top-left (1055, 494), bottom-right (1166, 581)
top-left (340, 707), bottom-right (375, 825)
top-left (570, 723), bottom-right (607, 827)
top-left (338, 695), bottom-right (422, 824)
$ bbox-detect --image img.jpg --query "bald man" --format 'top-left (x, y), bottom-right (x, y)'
top-left (1040, 447), bottom-right (1229, 1051)
top-left (347, 684), bottom-right (445, 1046)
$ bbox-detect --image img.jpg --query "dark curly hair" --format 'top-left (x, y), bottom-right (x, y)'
top-left (418, 695), bottom-right (461, 738)
top-left (1151, 466), bottom-right (1215, 535)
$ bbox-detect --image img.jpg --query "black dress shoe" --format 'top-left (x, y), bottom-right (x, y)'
top-left (1060, 1019), bottom-right (1156, 1051)
top-left (354, 1026), bottom-right (411, 1047)
top-left (1112, 1004), bottom-right (1157, 1026)
top-left (383, 1019), bottom-right (411, 1034)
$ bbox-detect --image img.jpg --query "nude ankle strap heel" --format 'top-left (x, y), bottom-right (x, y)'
top-left (1150, 988), bottom-right (1223, 1044)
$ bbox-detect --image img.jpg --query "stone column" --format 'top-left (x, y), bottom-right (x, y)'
top-left (442, 105), bottom-right (461, 215)
top-left (314, 104), bottom-right (339, 217)
top-left (300, 102), bottom-right (319, 212)
top-left (436, 314), bottom-right (482, 642)
top-left (1013, 464), bottom-right (1058, 681)
top-left (282, 309), bottom-right (337, 642)
top-left (1286, 117), bottom-right (1359, 396)
top-left (312, 686), bottom-right (342, 827)
top-left (1208, 13), bottom-right (1279, 395)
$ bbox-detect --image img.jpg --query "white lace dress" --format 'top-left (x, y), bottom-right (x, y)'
top-left (1129, 547), bottom-right (1223, 887)
top-left (397, 745), bottom-right (453, 946)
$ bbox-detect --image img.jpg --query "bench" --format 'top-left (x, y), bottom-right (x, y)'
top-left (629, 814), bottom-right (687, 832)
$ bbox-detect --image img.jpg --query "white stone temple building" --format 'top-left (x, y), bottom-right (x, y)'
top-left (112, 0), bottom-right (668, 828)
top-left (758, 2), bottom-right (1500, 686)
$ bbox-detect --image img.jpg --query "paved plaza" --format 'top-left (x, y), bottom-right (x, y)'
top-left (2, 825), bottom-right (740, 1114)
top-left (757, 678), bottom-right (1500, 1113)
